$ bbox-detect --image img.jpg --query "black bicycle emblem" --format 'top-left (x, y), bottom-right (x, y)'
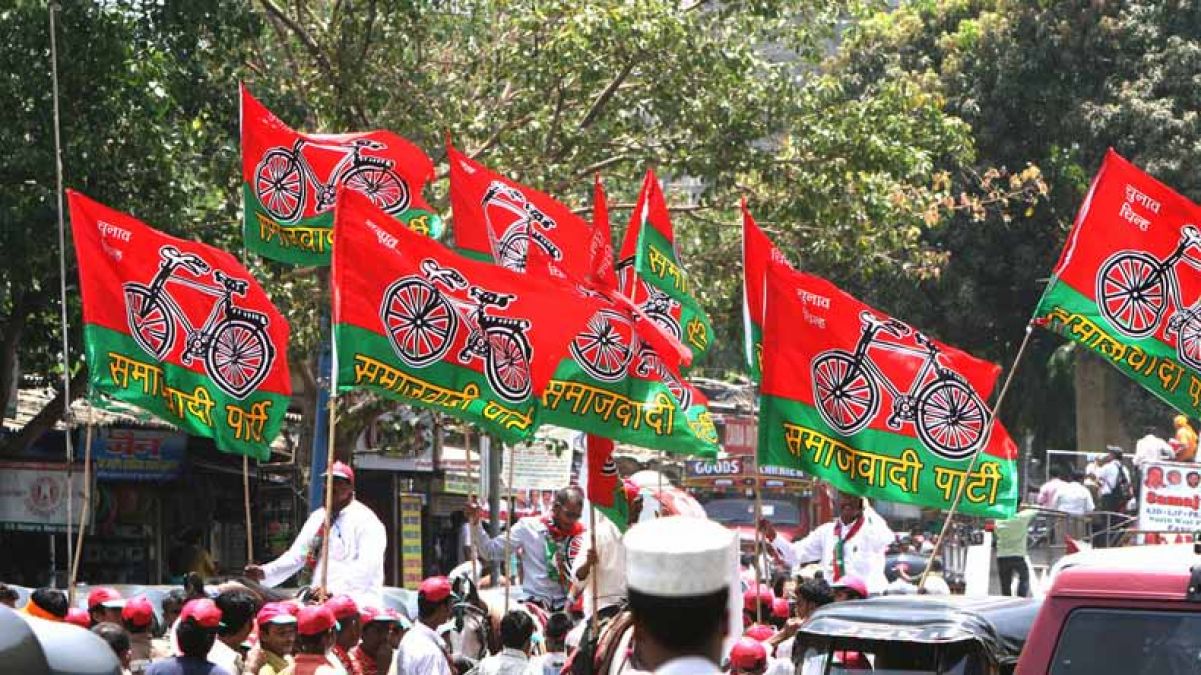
top-left (123, 246), bottom-right (275, 399)
top-left (380, 259), bottom-right (533, 402)
top-left (254, 137), bottom-right (411, 223)
top-left (811, 312), bottom-right (989, 460)
top-left (1097, 225), bottom-right (1201, 370)
top-left (615, 256), bottom-right (682, 341)
top-left (481, 181), bottom-right (562, 272)
top-left (570, 309), bottom-right (635, 383)
top-left (635, 343), bottom-right (692, 411)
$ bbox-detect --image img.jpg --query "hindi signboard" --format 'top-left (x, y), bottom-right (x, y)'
top-left (0, 461), bottom-right (88, 532)
top-left (503, 441), bottom-right (574, 491)
top-left (1138, 460), bottom-right (1201, 534)
top-left (88, 428), bottom-right (186, 481)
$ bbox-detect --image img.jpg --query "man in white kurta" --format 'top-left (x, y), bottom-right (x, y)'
top-left (763, 492), bottom-right (894, 595)
top-left (572, 482), bottom-right (642, 620)
top-left (466, 486), bottom-right (586, 610)
top-left (245, 461), bottom-right (387, 608)
top-left (395, 576), bottom-right (454, 675)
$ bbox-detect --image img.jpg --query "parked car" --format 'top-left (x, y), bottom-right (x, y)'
top-left (792, 595), bottom-right (1040, 674)
top-left (1016, 542), bottom-right (1201, 674)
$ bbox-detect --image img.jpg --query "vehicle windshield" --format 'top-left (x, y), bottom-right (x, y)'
top-left (1049, 607), bottom-right (1201, 674)
top-left (798, 644), bottom-right (987, 675)
top-left (704, 498), bottom-right (799, 526)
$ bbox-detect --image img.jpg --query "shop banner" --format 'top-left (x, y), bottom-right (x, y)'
top-left (1138, 460), bottom-right (1201, 533)
top-left (88, 428), bottom-right (186, 481)
top-left (503, 441), bottom-right (574, 491)
top-left (399, 493), bottom-right (423, 589)
top-left (0, 462), bottom-right (88, 532)
top-left (686, 457), bottom-right (745, 480)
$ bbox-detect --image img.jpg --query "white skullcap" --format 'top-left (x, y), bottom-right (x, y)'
top-left (625, 515), bottom-right (737, 597)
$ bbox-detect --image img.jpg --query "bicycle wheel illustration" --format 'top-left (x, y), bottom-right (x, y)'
top-left (1096, 251), bottom-right (1167, 338)
top-left (485, 328), bottom-right (532, 402)
top-left (254, 148), bottom-right (306, 223)
top-left (205, 318), bottom-right (274, 399)
top-left (494, 229), bottom-right (531, 272)
top-left (570, 309), bottom-right (634, 382)
top-left (635, 350), bottom-right (692, 410)
top-left (124, 284), bottom-right (175, 360)
top-left (811, 351), bottom-right (879, 435)
top-left (1176, 314), bottom-right (1201, 371)
top-left (915, 377), bottom-right (988, 459)
top-left (343, 165), bottom-right (410, 214)
top-left (380, 278), bottom-right (458, 368)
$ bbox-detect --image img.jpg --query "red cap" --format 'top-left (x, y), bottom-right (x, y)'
top-left (65, 608), bottom-right (91, 628)
top-left (297, 605), bottom-right (336, 636)
top-left (771, 597), bottom-right (790, 620)
top-left (832, 575), bottom-right (868, 599)
top-left (87, 587), bottom-right (124, 610)
top-left (257, 602), bottom-right (299, 627)
top-left (744, 623), bottom-right (775, 642)
top-left (121, 596), bottom-right (154, 628)
top-left (742, 586), bottom-right (774, 611)
top-left (326, 595), bottom-right (359, 621)
top-left (180, 599), bottom-right (222, 630)
top-left (326, 460), bottom-right (355, 483)
top-left (622, 480), bottom-right (641, 502)
top-left (359, 606), bottom-right (399, 625)
top-left (729, 636), bottom-right (768, 670)
top-left (418, 576), bottom-right (452, 602)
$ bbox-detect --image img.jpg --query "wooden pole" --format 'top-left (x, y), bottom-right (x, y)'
top-left (919, 324), bottom-right (1035, 590)
top-left (589, 504), bottom-right (599, 635)
top-left (752, 452), bottom-right (763, 625)
top-left (503, 440), bottom-right (516, 613)
top-left (318, 329), bottom-right (340, 596)
top-left (243, 456), bottom-right (254, 566)
top-left (67, 421), bottom-right (93, 604)
top-left (465, 425), bottom-right (479, 588)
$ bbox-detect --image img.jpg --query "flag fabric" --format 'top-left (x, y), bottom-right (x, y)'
top-left (68, 191), bottom-right (292, 460)
top-left (332, 190), bottom-right (611, 445)
top-left (582, 434), bottom-right (630, 530)
top-left (1033, 149), bottom-right (1201, 417)
top-left (447, 144), bottom-right (593, 278)
top-left (240, 84), bottom-right (441, 266)
top-left (588, 175), bottom-right (619, 291)
top-left (742, 200), bottom-right (789, 381)
top-left (617, 169), bottom-right (715, 365)
top-left (758, 262), bottom-right (1018, 518)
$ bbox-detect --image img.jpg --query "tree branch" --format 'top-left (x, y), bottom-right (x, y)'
top-left (0, 368), bottom-right (89, 457)
top-left (577, 60), bottom-right (637, 132)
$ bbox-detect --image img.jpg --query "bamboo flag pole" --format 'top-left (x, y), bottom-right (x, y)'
top-left (503, 440), bottom-right (516, 613)
top-left (465, 424), bottom-right (479, 588)
top-left (752, 452), bottom-right (763, 625)
top-left (318, 329), bottom-right (340, 596)
top-left (48, 1), bottom-right (77, 585)
top-left (67, 418), bottom-right (94, 604)
top-left (919, 324), bottom-right (1035, 590)
top-left (243, 456), bottom-right (254, 566)
top-left (588, 504), bottom-right (599, 635)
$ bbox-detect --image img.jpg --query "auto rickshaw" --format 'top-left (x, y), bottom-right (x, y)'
top-left (790, 595), bottom-right (1040, 675)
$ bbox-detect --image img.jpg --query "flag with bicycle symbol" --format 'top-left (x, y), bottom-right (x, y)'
top-left (758, 262), bottom-right (1018, 518)
top-left (332, 191), bottom-right (614, 445)
top-left (240, 84), bottom-right (443, 266)
top-left (1034, 149), bottom-right (1201, 418)
top-left (68, 191), bottom-right (293, 461)
top-left (617, 169), bottom-right (715, 367)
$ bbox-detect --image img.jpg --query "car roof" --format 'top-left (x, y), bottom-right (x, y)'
top-left (1050, 544), bottom-right (1201, 582)
top-left (1050, 562), bottom-right (1196, 602)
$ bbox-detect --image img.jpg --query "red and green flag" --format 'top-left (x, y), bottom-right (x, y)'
top-left (240, 84), bottom-right (441, 266)
top-left (588, 174), bottom-right (619, 291)
top-left (618, 169), bottom-right (715, 365)
top-left (758, 262), bottom-right (1018, 518)
top-left (742, 200), bottom-right (789, 381)
top-left (69, 191), bottom-right (292, 460)
top-left (582, 434), bottom-right (631, 530)
top-left (1033, 149), bottom-right (1201, 417)
top-left (447, 144), bottom-right (593, 278)
top-left (332, 190), bottom-right (611, 444)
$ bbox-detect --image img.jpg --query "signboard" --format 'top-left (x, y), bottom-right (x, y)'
top-left (353, 412), bottom-right (434, 472)
top-left (0, 461), bottom-right (87, 532)
top-left (721, 415), bottom-right (758, 457)
top-left (686, 457), bottom-right (745, 479)
top-left (1138, 460), bottom-right (1201, 533)
top-left (87, 428), bottom-right (186, 481)
top-left (399, 493), bottom-right (423, 588)
top-left (503, 441), bottom-right (573, 491)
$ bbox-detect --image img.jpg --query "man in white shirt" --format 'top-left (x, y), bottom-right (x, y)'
top-left (624, 516), bottom-right (736, 675)
top-left (1037, 466), bottom-right (1066, 508)
top-left (1096, 447), bottom-right (1132, 546)
top-left (395, 576), bottom-right (455, 675)
top-left (1134, 429), bottom-right (1174, 468)
top-left (245, 461), bottom-right (387, 608)
top-left (466, 486), bottom-right (586, 611)
top-left (572, 482), bottom-right (642, 620)
top-left (471, 610), bottom-right (537, 675)
top-left (208, 588), bottom-right (257, 674)
top-left (762, 492), bottom-right (894, 595)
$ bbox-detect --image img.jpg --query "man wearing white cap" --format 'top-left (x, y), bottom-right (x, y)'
top-left (244, 460), bottom-right (387, 608)
top-left (625, 515), bottom-right (737, 674)
top-left (761, 491), bottom-right (892, 595)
